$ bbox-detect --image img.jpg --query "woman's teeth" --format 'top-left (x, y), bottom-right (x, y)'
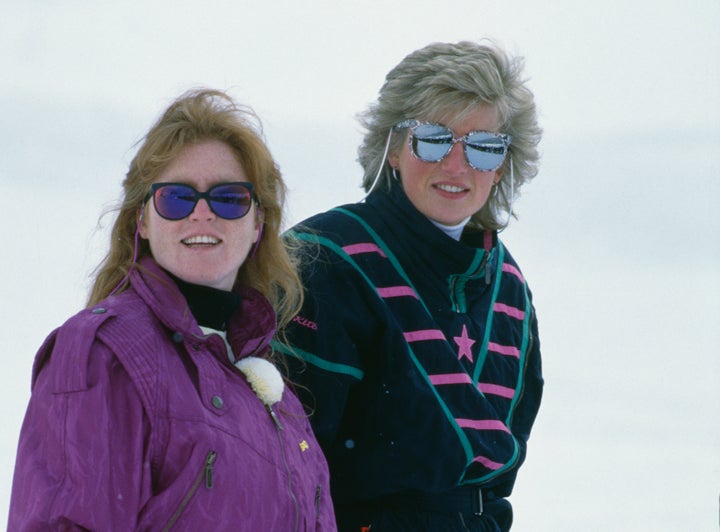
top-left (435, 184), bottom-right (465, 193)
top-left (182, 235), bottom-right (219, 245)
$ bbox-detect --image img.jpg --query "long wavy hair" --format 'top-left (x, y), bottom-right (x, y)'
top-left (88, 89), bottom-right (302, 329)
top-left (358, 40), bottom-right (543, 230)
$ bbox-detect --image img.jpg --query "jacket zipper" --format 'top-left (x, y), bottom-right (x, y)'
top-left (315, 484), bottom-right (322, 517)
top-left (163, 450), bottom-right (217, 531)
top-left (273, 423), bottom-right (300, 531)
top-left (449, 251), bottom-right (489, 313)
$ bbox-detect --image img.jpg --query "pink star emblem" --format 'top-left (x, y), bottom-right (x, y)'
top-left (454, 324), bottom-right (476, 362)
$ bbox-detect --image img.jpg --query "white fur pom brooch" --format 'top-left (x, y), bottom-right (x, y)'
top-left (235, 356), bottom-right (285, 429)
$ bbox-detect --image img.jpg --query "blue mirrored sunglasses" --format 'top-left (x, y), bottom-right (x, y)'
top-left (394, 119), bottom-right (511, 172)
top-left (147, 182), bottom-right (256, 221)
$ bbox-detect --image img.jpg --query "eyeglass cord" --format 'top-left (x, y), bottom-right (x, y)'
top-left (364, 128), bottom-right (394, 199)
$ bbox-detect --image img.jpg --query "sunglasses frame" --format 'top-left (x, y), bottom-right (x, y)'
top-left (394, 119), bottom-right (511, 172)
top-left (147, 181), bottom-right (257, 221)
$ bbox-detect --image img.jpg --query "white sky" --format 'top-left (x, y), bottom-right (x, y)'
top-left (1, 1), bottom-right (719, 530)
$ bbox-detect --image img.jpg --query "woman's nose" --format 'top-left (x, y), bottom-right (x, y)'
top-left (440, 141), bottom-right (469, 173)
top-left (189, 198), bottom-right (215, 220)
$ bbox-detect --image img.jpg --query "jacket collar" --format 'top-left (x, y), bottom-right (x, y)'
top-left (128, 257), bottom-right (276, 360)
top-left (363, 182), bottom-right (495, 275)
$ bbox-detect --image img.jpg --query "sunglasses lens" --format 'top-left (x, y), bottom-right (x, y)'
top-left (406, 121), bottom-right (509, 171)
top-left (412, 124), bottom-right (454, 162)
top-left (208, 183), bottom-right (254, 220)
top-left (151, 182), bottom-right (254, 220)
top-left (465, 132), bottom-right (508, 171)
top-left (154, 184), bottom-right (197, 220)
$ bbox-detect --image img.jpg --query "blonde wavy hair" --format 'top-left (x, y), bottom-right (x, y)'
top-left (358, 40), bottom-right (542, 230)
top-left (88, 89), bottom-right (302, 329)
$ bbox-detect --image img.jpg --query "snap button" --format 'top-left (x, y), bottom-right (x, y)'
top-left (211, 396), bottom-right (224, 409)
top-left (344, 439), bottom-right (355, 449)
top-left (91, 307), bottom-right (106, 314)
top-left (171, 332), bottom-right (183, 343)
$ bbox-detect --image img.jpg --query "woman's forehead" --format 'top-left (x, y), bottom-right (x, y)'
top-left (423, 104), bottom-right (500, 130)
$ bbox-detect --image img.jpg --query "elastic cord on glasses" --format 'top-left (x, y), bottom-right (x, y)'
top-left (364, 128), bottom-right (394, 199)
top-left (246, 206), bottom-right (264, 260)
top-left (497, 155), bottom-right (515, 231)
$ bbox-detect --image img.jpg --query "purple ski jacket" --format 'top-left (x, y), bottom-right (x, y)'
top-left (9, 257), bottom-right (336, 531)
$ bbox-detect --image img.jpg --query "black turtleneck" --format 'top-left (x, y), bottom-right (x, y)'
top-left (168, 273), bottom-right (241, 331)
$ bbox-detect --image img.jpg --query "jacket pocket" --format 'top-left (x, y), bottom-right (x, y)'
top-left (162, 450), bottom-right (216, 531)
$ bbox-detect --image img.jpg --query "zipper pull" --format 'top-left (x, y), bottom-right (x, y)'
top-left (267, 405), bottom-right (284, 430)
top-left (205, 451), bottom-right (217, 489)
top-left (485, 253), bottom-right (492, 285)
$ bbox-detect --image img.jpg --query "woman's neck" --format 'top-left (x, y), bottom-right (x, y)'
top-left (429, 216), bottom-right (472, 241)
top-left (168, 273), bottom-right (241, 331)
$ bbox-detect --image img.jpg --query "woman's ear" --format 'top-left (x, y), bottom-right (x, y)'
top-left (493, 166), bottom-right (503, 185)
top-left (137, 205), bottom-right (148, 239)
top-left (246, 206), bottom-right (264, 260)
top-left (254, 206), bottom-right (264, 240)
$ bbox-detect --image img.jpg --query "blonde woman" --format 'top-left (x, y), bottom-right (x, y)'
top-left (277, 41), bottom-right (543, 531)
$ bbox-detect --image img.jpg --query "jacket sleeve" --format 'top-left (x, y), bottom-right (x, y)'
top-left (513, 298), bottom-right (543, 444)
top-left (278, 246), bottom-right (378, 450)
top-left (9, 323), bottom-right (151, 531)
top-left (493, 296), bottom-right (544, 497)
